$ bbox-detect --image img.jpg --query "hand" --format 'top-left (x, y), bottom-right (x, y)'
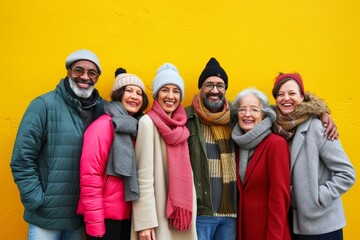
top-left (139, 228), bottom-right (156, 240)
top-left (320, 113), bottom-right (338, 140)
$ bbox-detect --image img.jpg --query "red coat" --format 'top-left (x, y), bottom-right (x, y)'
top-left (236, 133), bottom-right (291, 240)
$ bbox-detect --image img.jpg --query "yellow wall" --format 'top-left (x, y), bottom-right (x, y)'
top-left (1, 0), bottom-right (359, 238)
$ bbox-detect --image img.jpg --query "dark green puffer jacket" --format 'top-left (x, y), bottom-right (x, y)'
top-left (10, 79), bottom-right (104, 230)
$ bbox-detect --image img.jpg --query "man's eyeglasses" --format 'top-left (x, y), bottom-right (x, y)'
top-left (72, 66), bottom-right (99, 80)
top-left (203, 82), bottom-right (226, 91)
top-left (238, 107), bottom-right (261, 116)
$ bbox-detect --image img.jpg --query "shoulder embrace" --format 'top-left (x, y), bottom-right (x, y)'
top-left (307, 117), bottom-right (327, 137)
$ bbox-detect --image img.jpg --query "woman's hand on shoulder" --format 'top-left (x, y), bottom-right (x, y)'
top-left (320, 113), bottom-right (339, 141)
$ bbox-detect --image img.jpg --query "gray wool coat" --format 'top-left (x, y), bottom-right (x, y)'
top-left (290, 117), bottom-right (356, 235)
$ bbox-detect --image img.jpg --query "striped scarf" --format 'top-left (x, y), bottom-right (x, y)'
top-left (272, 107), bottom-right (310, 141)
top-left (192, 93), bottom-right (237, 214)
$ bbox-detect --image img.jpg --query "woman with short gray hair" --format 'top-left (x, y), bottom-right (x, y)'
top-left (232, 87), bottom-right (291, 240)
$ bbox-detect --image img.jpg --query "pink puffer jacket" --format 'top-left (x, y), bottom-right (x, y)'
top-left (77, 114), bottom-right (131, 237)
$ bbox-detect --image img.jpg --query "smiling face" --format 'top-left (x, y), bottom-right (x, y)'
top-left (275, 80), bottom-right (304, 115)
top-left (67, 60), bottom-right (99, 98)
top-left (156, 84), bottom-right (181, 117)
top-left (238, 94), bottom-right (264, 133)
top-left (201, 76), bottom-right (226, 113)
top-left (121, 85), bottom-right (144, 116)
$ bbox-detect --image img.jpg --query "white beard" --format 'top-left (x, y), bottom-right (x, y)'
top-left (68, 77), bottom-right (94, 98)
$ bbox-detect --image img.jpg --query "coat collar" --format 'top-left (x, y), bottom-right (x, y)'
top-left (290, 117), bottom-right (313, 172)
top-left (242, 135), bottom-right (269, 186)
top-left (57, 78), bottom-right (101, 111)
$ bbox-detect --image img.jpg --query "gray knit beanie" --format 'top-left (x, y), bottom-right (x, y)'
top-left (65, 49), bottom-right (102, 74)
top-left (152, 63), bottom-right (184, 100)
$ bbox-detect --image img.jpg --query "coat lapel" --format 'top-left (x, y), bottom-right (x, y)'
top-left (290, 118), bottom-right (312, 172)
top-left (243, 136), bottom-right (270, 186)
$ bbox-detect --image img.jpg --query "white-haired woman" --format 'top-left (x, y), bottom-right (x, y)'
top-left (231, 88), bottom-right (291, 240)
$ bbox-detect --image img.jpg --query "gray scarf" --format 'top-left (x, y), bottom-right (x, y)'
top-left (104, 101), bottom-right (139, 201)
top-left (231, 117), bottom-right (272, 182)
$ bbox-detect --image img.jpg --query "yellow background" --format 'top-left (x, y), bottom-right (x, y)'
top-left (1, 0), bottom-right (359, 239)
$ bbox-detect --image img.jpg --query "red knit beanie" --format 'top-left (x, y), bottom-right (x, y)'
top-left (272, 72), bottom-right (305, 98)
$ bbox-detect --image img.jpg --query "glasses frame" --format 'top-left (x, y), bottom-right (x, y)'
top-left (203, 82), bottom-right (227, 91)
top-left (237, 107), bottom-right (262, 116)
top-left (72, 66), bottom-right (99, 80)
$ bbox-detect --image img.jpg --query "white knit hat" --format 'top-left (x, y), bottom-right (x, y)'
top-left (112, 72), bottom-right (145, 92)
top-left (65, 49), bottom-right (102, 74)
top-left (152, 63), bottom-right (184, 100)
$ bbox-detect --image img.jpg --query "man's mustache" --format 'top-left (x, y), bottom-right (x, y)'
top-left (206, 93), bottom-right (223, 98)
top-left (73, 78), bottom-right (95, 86)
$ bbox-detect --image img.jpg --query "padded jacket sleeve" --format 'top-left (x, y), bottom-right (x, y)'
top-left (10, 97), bottom-right (47, 211)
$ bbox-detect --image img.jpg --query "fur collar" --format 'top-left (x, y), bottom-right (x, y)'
top-left (295, 93), bottom-right (329, 117)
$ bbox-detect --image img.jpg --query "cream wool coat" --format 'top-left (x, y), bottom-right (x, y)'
top-left (131, 115), bottom-right (197, 240)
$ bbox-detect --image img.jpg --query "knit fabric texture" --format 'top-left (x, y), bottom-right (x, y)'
top-left (147, 100), bottom-right (193, 230)
top-left (112, 73), bottom-right (145, 92)
top-left (65, 49), bottom-right (102, 74)
top-left (152, 63), bottom-right (185, 100)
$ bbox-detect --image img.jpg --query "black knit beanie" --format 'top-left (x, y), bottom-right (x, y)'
top-left (198, 57), bottom-right (228, 89)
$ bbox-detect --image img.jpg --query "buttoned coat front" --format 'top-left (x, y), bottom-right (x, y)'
top-left (236, 133), bottom-right (291, 240)
top-left (290, 117), bottom-right (356, 234)
top-left (131, 115), bottom-right (197, 240)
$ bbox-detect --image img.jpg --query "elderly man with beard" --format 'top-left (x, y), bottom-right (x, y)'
top-left (10, 49), bottom-right (105, 240)
top-left (185, 57), bottom-right (238, 240)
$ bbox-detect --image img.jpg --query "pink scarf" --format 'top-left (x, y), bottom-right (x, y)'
top-left (147, 100), bottom-right (193, 231)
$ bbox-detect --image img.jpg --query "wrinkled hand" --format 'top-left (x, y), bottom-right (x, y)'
top-left (320, 113), bottom-right (339, 140)
top-left (139, 228), bottom-right (156, 240)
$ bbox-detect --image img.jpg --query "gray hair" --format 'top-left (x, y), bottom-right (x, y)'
top-left (233, 88), bottom-right (276, 123)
